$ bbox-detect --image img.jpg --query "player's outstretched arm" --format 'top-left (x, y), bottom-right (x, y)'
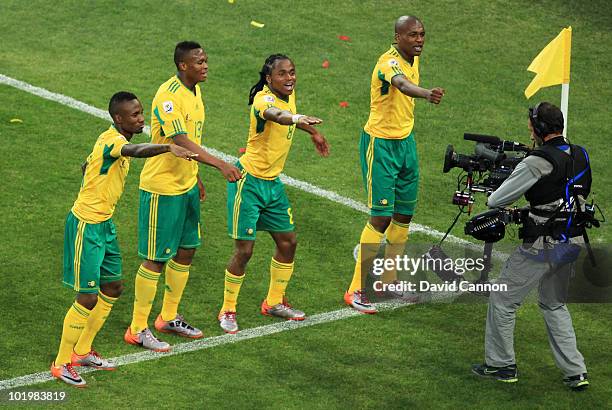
top-left (262, 107), bottom-right (322, 126)
top-left (391, 75), bottom-right (444, 104)
top-left (173, 134), bottom-right (242, 182)
top-left (263, 107), bottom-right (329, 156)
top-left (121, 143), bottom-right (197, 160)
top-left (296, 122), bottom-right (330, 157)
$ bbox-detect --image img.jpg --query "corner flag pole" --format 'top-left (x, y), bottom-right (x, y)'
top-left (561, 83), bottom-right (569, 138)
top-left (525, 27), bottom-right (572, 138)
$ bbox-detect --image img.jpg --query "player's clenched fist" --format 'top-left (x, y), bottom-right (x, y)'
top-left (220, 163), bottom-right (243, 182)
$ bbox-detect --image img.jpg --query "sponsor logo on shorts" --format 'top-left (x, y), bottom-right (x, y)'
top-left (380, 199), bottom-right (388, 205)
top-left (165, 248), bottom-right (171, 254)
top-left (247, 228), bottom-right (254, 235)
top-left (87, 281), bottom-right (96, 287)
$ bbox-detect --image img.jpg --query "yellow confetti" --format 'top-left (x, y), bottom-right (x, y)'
top-left (9, 118), bottom-right (23, 123)
top-left (228, 0), bottom-right (234, 3)
top-left (250, 20), bottom-right (265, 28)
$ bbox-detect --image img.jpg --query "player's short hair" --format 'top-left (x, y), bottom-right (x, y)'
top-left (108, 91), bottom-right (138, 118)
top-left (174, 41), bottom-right (203, 69)
top-left (536, 102), bottom-right (564, 133)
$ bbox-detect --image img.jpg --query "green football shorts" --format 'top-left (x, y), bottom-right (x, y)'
top-left (359, 129), bottom-right (419, 217)
top-left (138, 184), bottom-right (201, 262)
top-left (227, 163), bottom-right (294, 240)
top-left (63, 211), bottom-right (122, 294)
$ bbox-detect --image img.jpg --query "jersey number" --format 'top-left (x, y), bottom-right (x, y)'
top-left (195, 120), bottom-right (204, 141)
top-left (286, 124), bottom-right (295, 140)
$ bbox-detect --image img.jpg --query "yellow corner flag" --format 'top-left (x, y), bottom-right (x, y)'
top-left (525, 27), bottom-right (572, 98)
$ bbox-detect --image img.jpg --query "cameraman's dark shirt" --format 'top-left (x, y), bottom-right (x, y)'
top-left (487, 156), bottom-right (553, 208)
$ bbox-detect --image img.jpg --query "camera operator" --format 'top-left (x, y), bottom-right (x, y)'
top-left (471, 102), bottom-right (591, 391)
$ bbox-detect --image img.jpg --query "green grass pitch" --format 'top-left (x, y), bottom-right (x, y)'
top-left (0, 0), bottom-right (611, 407)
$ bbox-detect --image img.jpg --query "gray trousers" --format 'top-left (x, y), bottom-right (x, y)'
top-left (485, 247), bottom-right (587, 377)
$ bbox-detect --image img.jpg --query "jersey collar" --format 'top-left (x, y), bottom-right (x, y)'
top-left (174, 74), bottom-right (198, 96)
top-left (263, 85), bottom-right (289, 103)
top-left (390, 44), bottom-right (416, 67)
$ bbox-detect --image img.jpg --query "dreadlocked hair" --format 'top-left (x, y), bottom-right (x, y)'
top-left (248, 54), bottom-right (291, 105)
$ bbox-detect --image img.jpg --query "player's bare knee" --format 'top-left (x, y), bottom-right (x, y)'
top-left (235, 246), bottom-right (254, 264)
top-left (143, 259), bottom-right (165, 273)
top-left (280, 238), bottom-right (297, 258)
top-left (393, 213), bottom-right (412, 225)
top-left (174, 248), bottom-right (196, 265)
top-left (76, 293), bottom-right (98, 310)
top-left (101, 280), bottom-right (123, 298)
top-left (370, 216), bottom-right (391, 232)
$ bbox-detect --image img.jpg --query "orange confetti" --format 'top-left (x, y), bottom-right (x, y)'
top-left (238, 147), bottom-right (246, 154)
top-left (339, 101), bottom-right (349, 108)
top-left (321, 59), bottom-right (330, 68)
top-left (338, 35), bottom-right (351, 41)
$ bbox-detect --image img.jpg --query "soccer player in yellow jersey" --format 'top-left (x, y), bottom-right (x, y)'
top-left (217, 54), bottom-right (329, 333)
top-left (125, 41), bottom-right (242, 349)
top-left (345, 16), bottom-right (445, 314)
top-left (51, 92), bottom-right (195, 387)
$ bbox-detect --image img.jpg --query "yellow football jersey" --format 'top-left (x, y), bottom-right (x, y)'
top-left (364, 46), bottom-right (420, 139)
top-left (72, 125), bottom-right (130, 223)
top-left (140, 75), bottom-right (205, 195)
top-left (240, 85), bottom-right (297, 180)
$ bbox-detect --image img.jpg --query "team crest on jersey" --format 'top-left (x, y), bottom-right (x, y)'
top-left (263, 95), bottom-right (275, 103)
top-left (163, 101), bottom-right (174, 113)
top-left (388, 59), bottom-right (399, 67)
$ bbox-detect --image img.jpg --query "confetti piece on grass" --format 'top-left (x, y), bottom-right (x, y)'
top-left (251, 20), bottom-right (265, 28)
top-left (9, 118), bottom-right (23, 123)
top-left (228, 0), bottom-right (234, 3)
top-left (321, 59), bottom-right (330, 68)
top-left (238, 147), bottom-right (246, 154)
top-left (339, 101), bottom-right (349, 108)
top-left (338, 35), bottom-right (351, 41)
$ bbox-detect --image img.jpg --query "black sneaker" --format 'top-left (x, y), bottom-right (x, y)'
top-left (563, 373), bottom-right (589, 391)
top-left (471, 363), bottom-right (518, 383)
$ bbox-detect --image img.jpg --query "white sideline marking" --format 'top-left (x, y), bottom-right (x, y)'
top-left (0, 301), bottom-right (413, 391)
top-left (0, 74), bottom-right (490, 390)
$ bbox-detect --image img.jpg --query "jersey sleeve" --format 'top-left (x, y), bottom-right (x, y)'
top-left (153, 92), bottom-right (187, 138)
top-left (105, 135), bottom-right (129, 158)
top-left (379, 55), bottom-right (405, 83)
top-left (253, 93), bottom-right (279, 119)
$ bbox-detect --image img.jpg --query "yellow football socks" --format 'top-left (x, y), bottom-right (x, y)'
top-left (130, 264), bottom-right (161, 334)
top-left (160, 259), bottom-right (190, 321)
top-left (382, 220), bottom-right (410, 283)
top-left (74, 291), bottom-right (117, 356)
top-left (54, 302), bottom-right (91, 365)
top-left (266, 258), bottom-right (294, 306)
top-left (348, 222), bottom-right (385, 293)
top-left (220, 269), bottom-right (244, 313)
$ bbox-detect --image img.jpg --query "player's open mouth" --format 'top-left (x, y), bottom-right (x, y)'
top-left (283, 83), bottom-right (294, 91)
top-left (414, 46), bottom-right (423, 52)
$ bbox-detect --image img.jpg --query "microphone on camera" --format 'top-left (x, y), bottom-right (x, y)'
top-left (463, 133), bottom-right (501, 145)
